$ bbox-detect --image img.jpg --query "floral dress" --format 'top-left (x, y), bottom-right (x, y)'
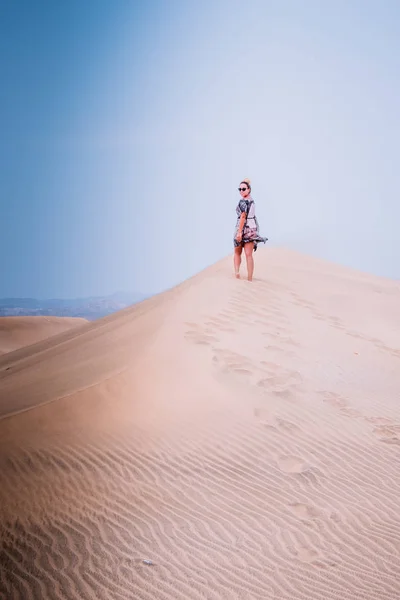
top-left (233, 195), bottom-right (268, 251)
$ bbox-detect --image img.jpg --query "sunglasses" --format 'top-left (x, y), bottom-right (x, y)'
top-left (238, 187), bottom-right (248, 192)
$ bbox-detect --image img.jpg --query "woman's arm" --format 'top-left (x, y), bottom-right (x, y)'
top-left (236, 200), bottom-right (248, 241)
top-left (236, 212), bottom-right (246, 241)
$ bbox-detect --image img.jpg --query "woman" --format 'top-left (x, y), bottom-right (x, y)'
top-left (233, 178), bottom-right (267, 281)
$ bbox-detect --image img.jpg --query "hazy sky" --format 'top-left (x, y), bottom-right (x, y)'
top-left (1, 0), bottom-right (399, 298)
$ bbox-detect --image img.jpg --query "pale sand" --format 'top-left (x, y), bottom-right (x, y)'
top-left (1, 248), bottom-right (400, 599)
top-left (0, 316), bottom-right (88, 355)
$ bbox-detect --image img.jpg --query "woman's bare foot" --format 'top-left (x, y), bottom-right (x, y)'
top-left (235, 272), bottom-right (241, 279)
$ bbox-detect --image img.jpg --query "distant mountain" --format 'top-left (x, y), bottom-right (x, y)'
top-left (0, 291), bottom-right (148, 321)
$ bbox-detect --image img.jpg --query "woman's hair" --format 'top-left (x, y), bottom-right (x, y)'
top-left (240, 178), bottom-right (251, 190)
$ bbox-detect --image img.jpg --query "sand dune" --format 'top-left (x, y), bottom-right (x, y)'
top-left (0, 316), bottom-right (88, 356)
top-left (1, 248), bottom-right (400, 600)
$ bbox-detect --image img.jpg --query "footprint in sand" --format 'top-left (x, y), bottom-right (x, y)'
top-left (321, 392), bottom-right (352, 411)
top-left (277, 455), bottom-right (307, 474)
top-left (347, 330), bottom-right (365, 340)
top-left (184, 330), bottom-right (218, 345)
top-left (257, 379), bottom-right (302, 403)
top-left (339, 406), bottom-right (363, 418)
top-left (265, 344), bottom-right (295, 357)
top-left (258, 376), bottom-right (282, 388)
top-left (296, 546), bottom-right (319, 562)
top-left (228, 361), bottom-right (251, 371)
top-left (299, 467), bottom-right (326, 485)
top-left (271, 388), bottom-right (298, 402)
top-left (283, 530), bottom-right (337, 568)
top-left (263, 334), bottom-right (299, 350)
top-left (295, 546), bottom-right (337, 568)
top-left (184, 321), bottom-right (200, 329)
top-left (231, 367), bottom-right (252, 377)
top-left (288, 502), bottom-right (322, 520)
top-left (262, 333), bottom-right (300, 348)
top-left (364, 416), bottom-right (392, 426)
top-left (274, 418), bottom-right (302, 434)
top-left (254, 407), bottom-right (270, 421)
top-left (259, 360), bottom-right (282, 372)
top-left (220, 309), bottom-right (244, 320)
top-left (278, 456), bottom-right (325, 485)
top-left (281, 336), bottom-right (301, 348)
top-left (204, 317), bottom-right (226, 326)
top-left (261, 325), bottom-right (287, 335)
top-left (204, 318), bottom-right (235, 333)
top-left (212, 349), bottom-right (255, 379)
top-left (263, 308), bottom-right (283, 318)
top-left (213, 349), bottom-right (247, 361)
top-left (319, 392), bottom-right (347, 409)
top-left (253, 405), bottom-right (301, 432)
top-left (328, 316), bottom-right (342, 326)
top-left (373, 425), bottom-right (400, 445)
top-left (259, 364), bottom-right (302, 380)
top-left (320, 392), bottom-right (363, 418)
top-left (258, 378), bottom-right (302, 402)
top-left (289, 503), bottom-right (342, 525)
top-left (258, 369), bottom-right (302, 386)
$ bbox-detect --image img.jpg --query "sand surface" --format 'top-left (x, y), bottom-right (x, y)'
top-left (1, 248), bottom-right (400, 599)
top-left (0, 316), bottom-right (88, 356)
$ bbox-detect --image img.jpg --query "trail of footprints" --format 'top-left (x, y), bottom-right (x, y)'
top-left (278, 291), bottom-right (400, 445)
top-left (184, 290), bottom-right (341, 569)
top-left (290, 291), bottom-right (400, 359)
top-left (185, 288), bottom-right (304, 401)
top-left (319, 390), bottom-right (400, 446)
top-left (183, 287), bottom-right (400, 577)
top-left (185, 289), bottom-right (400, 453)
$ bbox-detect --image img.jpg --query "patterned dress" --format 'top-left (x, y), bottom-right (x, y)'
top-left (233, 195), bottom-right (268, 251)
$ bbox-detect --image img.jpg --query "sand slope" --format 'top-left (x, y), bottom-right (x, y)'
top-left (1, 248), bottom-right (400, 600)
top-left (0, 316), bottom-right (88, 356)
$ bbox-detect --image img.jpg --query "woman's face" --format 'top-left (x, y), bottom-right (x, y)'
top-left (238, 183), bottom-right (250, 198)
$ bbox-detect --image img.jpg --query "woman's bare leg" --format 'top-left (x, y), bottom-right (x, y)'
top-left (234, 246), bottom-right (242, 278)
top-left (244, 242), bottom-right (255, 281)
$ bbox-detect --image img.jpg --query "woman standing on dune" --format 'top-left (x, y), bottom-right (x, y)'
top-left (233, 178), bottom-right (267, 281)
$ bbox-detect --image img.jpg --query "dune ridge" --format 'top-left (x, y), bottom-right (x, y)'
top-left (1, 248), bottom-right (400, 599)
top-left (0, 316), bottom-right (88, 357)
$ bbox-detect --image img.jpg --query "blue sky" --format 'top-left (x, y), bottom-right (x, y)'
top-left (1, 0), bottom-right (399, 298)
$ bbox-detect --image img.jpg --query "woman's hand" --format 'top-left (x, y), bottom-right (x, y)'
top-left (235, 231), bottom-right (242, 243)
